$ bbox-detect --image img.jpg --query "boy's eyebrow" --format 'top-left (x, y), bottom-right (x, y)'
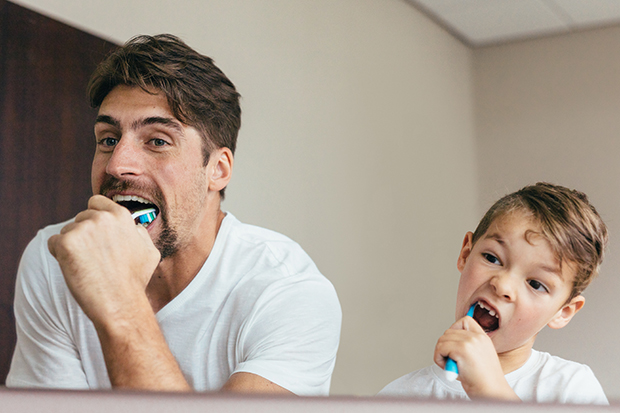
top-left (538, 264), bottom-right (563, 278)
top-left (483, 232), bottom-right (505, 244)
top-left (484, 232), bottom-right (565, 279)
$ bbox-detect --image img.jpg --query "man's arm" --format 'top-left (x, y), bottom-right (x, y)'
top-left (46, 196), bottom-right (293, 393)
top-left (222, 373), bottom-right (292, 394)
top-left (92, 295), bottom-right (191, 391)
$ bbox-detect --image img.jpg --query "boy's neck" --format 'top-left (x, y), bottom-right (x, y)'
top-left (497, 337), bottom-right (535, 375)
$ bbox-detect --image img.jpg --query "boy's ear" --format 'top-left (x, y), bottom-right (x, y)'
top-left (547, 295), bottom-right (585, 330)
top-left (457, 232), bottom-right (474, 272)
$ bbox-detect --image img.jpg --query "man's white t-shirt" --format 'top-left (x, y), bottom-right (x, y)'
top-left (7, 213), bottom-right (342, 396)
top-left (378, 349), bottom-right (608, 404)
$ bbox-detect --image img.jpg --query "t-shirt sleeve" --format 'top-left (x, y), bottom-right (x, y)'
top-left (559, 364), bottom-right (608, 405)
top-left (232, 273), bottom-right (342, 396)
top-left (6, 228), bottom-right (90, 389)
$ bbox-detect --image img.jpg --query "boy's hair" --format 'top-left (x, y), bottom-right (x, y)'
top-left (472, 182), bottom-right (608, 300)
top-left (87, 34), bottom-right (241, 197)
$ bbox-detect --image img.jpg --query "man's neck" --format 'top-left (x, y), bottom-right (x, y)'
top-left (146, 209), bottom-right (226, 313)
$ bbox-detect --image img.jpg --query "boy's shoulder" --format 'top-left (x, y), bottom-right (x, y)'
top-left (508, 350), bottom-right (608, 404)
top-left (377, 350), bottom-right (607, 404)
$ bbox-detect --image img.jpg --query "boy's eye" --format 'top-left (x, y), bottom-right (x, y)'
top-left (528, 280), bottom-right (549, 293)
top-left (482, 253), bottom-right (500, 265)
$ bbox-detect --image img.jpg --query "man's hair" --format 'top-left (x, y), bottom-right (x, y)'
top-left (472, 182), bottom-right (608, 300)
top-left (87, 34), bottom-right (241, 197)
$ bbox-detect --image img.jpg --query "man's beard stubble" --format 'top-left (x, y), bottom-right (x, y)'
top-left (99, 175), bottom-right (179, 259)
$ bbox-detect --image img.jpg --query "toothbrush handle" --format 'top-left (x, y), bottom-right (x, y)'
top-left (444, 304), bottom-right (476, 381)
top-left (445, 357), bottom-right (459, 381)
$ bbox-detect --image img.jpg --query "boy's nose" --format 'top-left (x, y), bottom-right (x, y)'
top-left (490, 273), bottom-right (516, 301)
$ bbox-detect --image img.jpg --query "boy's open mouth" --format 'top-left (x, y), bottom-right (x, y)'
top-left (113, 194), bottom-right (160, 218)
top-left (473, 301), bottom-right (499, 333)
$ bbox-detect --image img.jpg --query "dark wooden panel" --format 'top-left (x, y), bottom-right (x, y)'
top-left (0, 0), bottom-right (118, 383)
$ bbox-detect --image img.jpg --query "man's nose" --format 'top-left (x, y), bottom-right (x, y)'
top-left (105, 138), bottom-right (142, 178)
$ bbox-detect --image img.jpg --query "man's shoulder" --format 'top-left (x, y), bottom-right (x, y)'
top-left (212, 213), bottom-right (338, 304)
top-left (21, 219), bottom-right (73, 262)
top-left (32, 219), bottom-right (74, 241)
top-left (225, 213), bottom-right (298, 245)
top-left (221, 213), bottom-right (317, 272)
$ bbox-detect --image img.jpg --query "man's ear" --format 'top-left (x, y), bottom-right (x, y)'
top-left (208, 147), bottom-right (233, 192)
top-left (457, 232), bottom-right (474, 272)
top-left (547, 295), bottom-right (585, 329)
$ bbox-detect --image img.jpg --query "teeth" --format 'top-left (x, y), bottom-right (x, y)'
top-left (113, 195), bottom-right (151, 204)
top-left (476, 301), bottom-right (499, 318)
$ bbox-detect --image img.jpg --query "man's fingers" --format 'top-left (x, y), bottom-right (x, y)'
top-left (136, 225), bottom-right (161, 260)
top-left (47, 234), bottom-right (59, 258)
top-left (88, 194), bottom-right (123, 213)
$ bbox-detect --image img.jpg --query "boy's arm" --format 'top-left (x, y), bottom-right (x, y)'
top-left (434, 316), bottom-right (520, 401)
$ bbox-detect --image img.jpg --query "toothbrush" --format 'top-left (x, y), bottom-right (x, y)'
top-left (444, 303), bottom-right (476, 381)
top-left (131, 208), bottom-right (157, 227)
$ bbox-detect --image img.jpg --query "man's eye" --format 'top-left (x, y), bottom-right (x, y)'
top-left (528, 280), bottom-right (548, 293)
top-left (482, 253), bottom-right (500, 265)
top-left (98, 137), bottom-right (118, 147)
top-left (151, 138), bottom-right (168, 147)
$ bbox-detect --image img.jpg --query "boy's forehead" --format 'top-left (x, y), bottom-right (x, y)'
top-left (484, 210), bottom-right (540, 237)
top-left (482, 211), bottom-right (578, 283)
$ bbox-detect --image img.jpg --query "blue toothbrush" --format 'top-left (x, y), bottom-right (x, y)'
top-left (131, 208), bottom-right (157, 227)
top-left (444, 303), bottom-right (476, 381)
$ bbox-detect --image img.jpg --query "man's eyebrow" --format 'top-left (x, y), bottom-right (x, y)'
top-left (132, 116), bottom-right (185, 135)
top-left (95, 115), bottom-right (120, 129)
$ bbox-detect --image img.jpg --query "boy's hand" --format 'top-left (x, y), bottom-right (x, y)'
top-left (434, 316), bottom-right (520, 401)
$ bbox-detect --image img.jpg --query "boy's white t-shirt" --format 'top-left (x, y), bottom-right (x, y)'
top-left (7, 213), bottom-right (342, 396)
top-left (378, 349), bottom-right (608, 404)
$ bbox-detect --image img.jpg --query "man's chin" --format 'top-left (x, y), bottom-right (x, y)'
top-left (155, 228), bottom-right (178, 260)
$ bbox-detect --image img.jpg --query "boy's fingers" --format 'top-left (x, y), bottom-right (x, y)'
top-left (448, 316), bottom-right (469, 331)
top-left (448, 314), bottom-right (485, 333)
top-left (463, 316), bottom-right (485, 333)
top-left (434, 329), bottom-right (468, 367)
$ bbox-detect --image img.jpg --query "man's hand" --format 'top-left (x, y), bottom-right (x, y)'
top-left (47, 195), bottom-right (192, 391)
top-left (434, 316), bottom-right (520, 401)
top-left (47, 195), bottom-right (160, 327)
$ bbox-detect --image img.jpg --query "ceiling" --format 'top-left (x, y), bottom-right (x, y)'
top-left (407, 0), bottom-right (620, 47)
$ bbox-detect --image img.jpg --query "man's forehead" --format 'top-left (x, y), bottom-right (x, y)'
top-left (96, 85), bottom-right (183, 129)
top-left (99, 85), bottom-right (172, 114)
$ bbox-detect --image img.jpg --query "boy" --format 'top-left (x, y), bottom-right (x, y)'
top-left (379, 182), bottom-right (608, 403)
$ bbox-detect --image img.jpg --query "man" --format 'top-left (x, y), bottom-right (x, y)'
top-left (7, 34), bottom-right (341, 396)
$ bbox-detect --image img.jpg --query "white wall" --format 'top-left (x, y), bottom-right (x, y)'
top-left (9, 0), bottom-right (478, 395)
top-left (474, 27), bottom-right (620, 399)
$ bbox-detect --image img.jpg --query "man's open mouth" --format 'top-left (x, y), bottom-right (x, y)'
top-left (472, 301), bottom-right (499, 333)
top-left (112, 194), bottom-right (160, 221)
